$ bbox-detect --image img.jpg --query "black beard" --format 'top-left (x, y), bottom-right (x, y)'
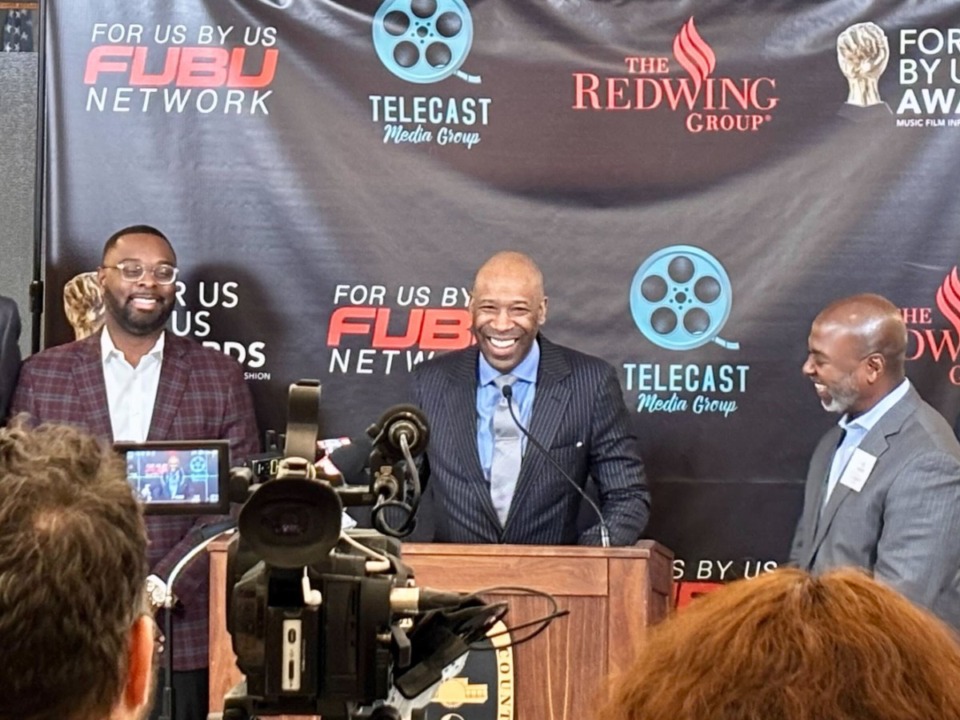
top-left (105, 293), bottom-right (173, 336)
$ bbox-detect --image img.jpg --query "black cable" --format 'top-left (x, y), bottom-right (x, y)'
top-left (481, 609), bottom-right (569, 647)
top-left (372, 498), bottom-right (416, 537)
top-left (460, 585), bottom-right (569, 650)
top-left (371, 436), bottom-right (422, 537)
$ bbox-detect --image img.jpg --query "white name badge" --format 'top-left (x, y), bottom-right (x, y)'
top-left (839, 448), bottom-right (877, 493)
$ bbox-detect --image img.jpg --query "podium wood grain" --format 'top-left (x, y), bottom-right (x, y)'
top-left (208, 539), bottom-right (673, 719)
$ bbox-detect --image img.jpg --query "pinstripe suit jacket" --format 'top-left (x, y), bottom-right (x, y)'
top-left (0, 296), bottom-right (21, 424)
top-left (11, 331), bottom-right (260, 669)
top-left (789, 385), bottom-right (960, 633)
top-left (412, 336), bottom-right (650, 545)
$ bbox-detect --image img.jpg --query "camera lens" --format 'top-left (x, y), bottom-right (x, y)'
top-left (263, 507), bottom-right (307, 537)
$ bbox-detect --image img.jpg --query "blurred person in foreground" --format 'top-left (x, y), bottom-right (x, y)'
top-left (599, 567), bottom-right (960, 720)
top-left (0, 420), bottom-right (154, 720)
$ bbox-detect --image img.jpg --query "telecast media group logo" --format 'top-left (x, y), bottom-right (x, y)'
top-left (629, 245), bottom-right (738, 351)
top-left (624, 246), bottom-right (748, 419)
top-left (372, 0), bottom-right (481, 84)
top-left (369, 0), bottom-right (491, 149)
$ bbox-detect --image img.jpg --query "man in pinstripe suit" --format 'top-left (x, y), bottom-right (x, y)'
top-left (412, 251), bottom-right (649, 545)
top-left (11, 225), bottom-right (260, 720)
top-left (790, 294), bottom-right (960, 633)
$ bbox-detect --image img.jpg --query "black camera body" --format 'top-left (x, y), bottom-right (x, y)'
top-left (224, 529), bottom-right (410, 718)
top-left (215, 381), bottom-right (498, 720)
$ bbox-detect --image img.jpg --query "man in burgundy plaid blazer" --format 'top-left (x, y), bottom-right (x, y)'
top-left (11, 225), bottom-right (259, 720)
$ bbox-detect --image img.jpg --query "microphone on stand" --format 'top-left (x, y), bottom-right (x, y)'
top-left (501, 384), bottom-right (610, 548)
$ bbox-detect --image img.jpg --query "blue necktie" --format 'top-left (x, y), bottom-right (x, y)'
top-left (490, 375), bottom-right (521, 525)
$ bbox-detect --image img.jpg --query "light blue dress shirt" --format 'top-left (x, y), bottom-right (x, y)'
top-left (476, 340), bottom-right (539, 481)
top-left (825, 378), bottom-right (911, 503)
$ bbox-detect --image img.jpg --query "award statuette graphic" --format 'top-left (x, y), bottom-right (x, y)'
top-left (373, 0), bottom-right (481, 84)
top-left (630, 245), bottom-right (739, 351)
top-left (837, 22), bottom-right (891, 120)
top-left (63, 271), bottom-right (105, 340)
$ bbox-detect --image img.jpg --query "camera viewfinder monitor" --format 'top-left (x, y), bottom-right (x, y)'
top-left (116, 440), bottom-right (230, 515)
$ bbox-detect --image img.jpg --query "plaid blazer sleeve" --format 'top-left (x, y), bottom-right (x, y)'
top-left (145, 339), bottom-right (261, 663)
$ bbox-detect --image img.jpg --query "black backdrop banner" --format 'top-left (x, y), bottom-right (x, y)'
top-left (45, 0), bottom-right (960, 580)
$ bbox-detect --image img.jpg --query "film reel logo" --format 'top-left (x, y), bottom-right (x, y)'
top-left (630, 246), bottom-right (739, 351)
top-left (189, 454), bottom-right (208, 475)
top-left (372, 0), bottom-right (481, 84)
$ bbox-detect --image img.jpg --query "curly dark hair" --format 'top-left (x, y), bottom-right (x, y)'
top-left (0, 420), bottom-right (148, 720)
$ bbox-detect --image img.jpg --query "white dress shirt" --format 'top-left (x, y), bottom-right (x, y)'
top-left (101, 329), bottom-right (164, 442)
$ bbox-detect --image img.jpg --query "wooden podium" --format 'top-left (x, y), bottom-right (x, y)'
top-left (208, 539), bottom-right (673, 718)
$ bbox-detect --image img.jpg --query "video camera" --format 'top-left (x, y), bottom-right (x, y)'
top-left (121, 380), bottom-right (506, 720)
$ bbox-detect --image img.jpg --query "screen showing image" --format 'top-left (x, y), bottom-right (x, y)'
top-left (125, 447), bottom-right (221, 505)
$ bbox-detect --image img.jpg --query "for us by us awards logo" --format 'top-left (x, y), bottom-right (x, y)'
top-left (894, 23), bottom-right (960, 126)
top-left (369, 0), bottom-right (491, 149)
top-left (624, 246), bottom-right (749, 418)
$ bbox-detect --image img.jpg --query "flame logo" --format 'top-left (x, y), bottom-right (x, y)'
top-left (672, 17), bottom-right (717, 95)
top-left (936, 267), bottom-right (960, 336)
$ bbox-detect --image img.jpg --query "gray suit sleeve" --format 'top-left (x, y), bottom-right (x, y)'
top-left (874, 449), bottom-right (960, 609)
top-left (787, 522), bottom-right (804, 566)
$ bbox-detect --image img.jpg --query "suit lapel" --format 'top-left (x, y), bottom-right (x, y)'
top-left (73, 334), bottom-right (114, 440)
top-left (504, 338), bottom-right (572, 531)
top-left (444, 349), bottom-right (502, 529)
top-left (809, 387), bottom-right (917, 558)
top-left (148, 336), bottom-right (189, 441)
top-left (802, 425), bottom-right (842, 559)
top-left (809, 427), bottom-right (842, 510)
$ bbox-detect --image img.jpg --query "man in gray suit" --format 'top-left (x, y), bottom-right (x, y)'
top-left (790, 294), bottom-right (960, 632)
top-left (412, 251), bottom-right (649, 546)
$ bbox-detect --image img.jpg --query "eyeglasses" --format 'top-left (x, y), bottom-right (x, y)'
top-left (102, 262), bottom-right (179, 285)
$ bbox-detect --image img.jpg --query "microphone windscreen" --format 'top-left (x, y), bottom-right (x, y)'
top-left (328, 436), bottom-right (373, 485)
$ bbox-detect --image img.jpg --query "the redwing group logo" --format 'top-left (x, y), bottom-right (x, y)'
top-left (623, 246), bottom-right (749, 418)
top-left (572, 17), bottom-right (779, 133)
top-left (903, 267), bottom-right (960, 383)
top-left (326, 282), bottom-right (474, 376)
top-left (369, 0), bottom-right (492, 150)
top-left (83, 21), bottom-right (277, 115)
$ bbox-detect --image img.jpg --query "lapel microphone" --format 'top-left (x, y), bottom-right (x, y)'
top-left (501, 384), bottom-right (611, 548)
